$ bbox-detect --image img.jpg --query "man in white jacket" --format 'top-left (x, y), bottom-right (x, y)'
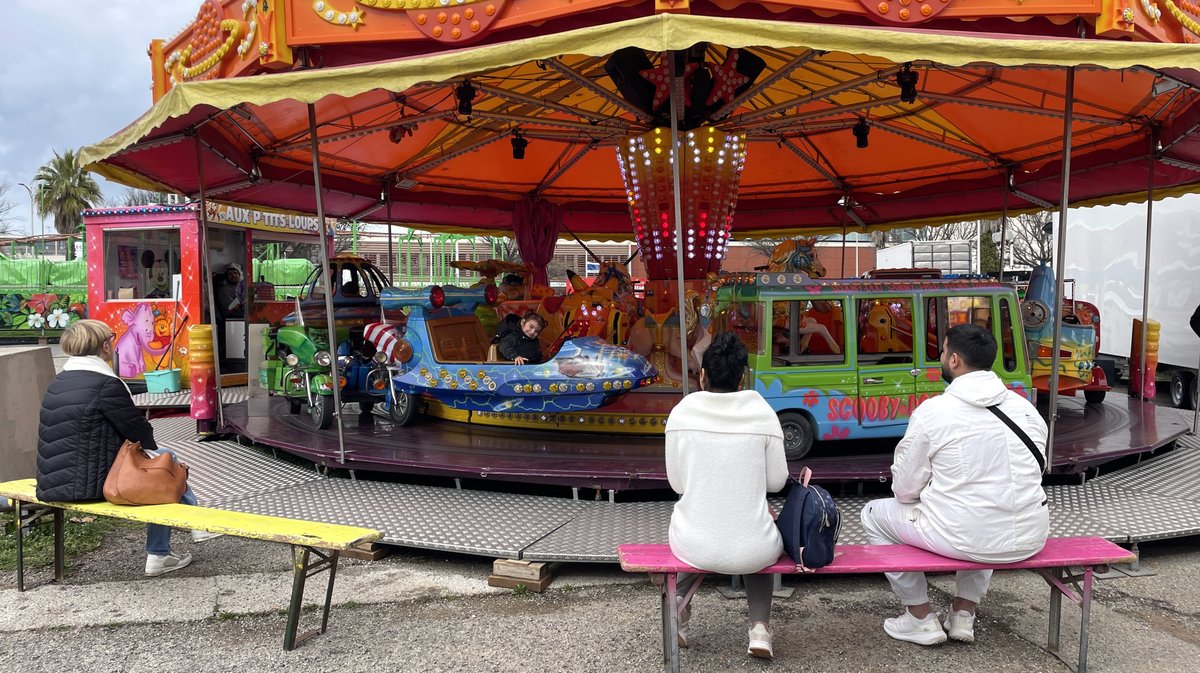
top-left (861, 323), bottom-right (1049, 646)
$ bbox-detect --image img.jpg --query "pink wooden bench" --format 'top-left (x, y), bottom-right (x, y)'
top-left (618, 537), bottom-right (1135, 673)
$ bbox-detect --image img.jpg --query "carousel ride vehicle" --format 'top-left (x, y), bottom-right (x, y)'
top-left (261, 254), bottom-right (404, 428)
top-left (1021, 263), bottom-right (1113, 404)
top-left (369, 279), bottom-right (660, 427)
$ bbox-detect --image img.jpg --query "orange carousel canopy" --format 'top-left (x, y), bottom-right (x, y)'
top-left (79, 3), bottom-right (1200, 238)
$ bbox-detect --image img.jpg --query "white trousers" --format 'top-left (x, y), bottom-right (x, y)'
top-left (860, 498), bottom-right (1012, 606)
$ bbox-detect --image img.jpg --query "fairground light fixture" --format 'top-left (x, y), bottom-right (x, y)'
top-left (615, 127), bottom-right (747, 280)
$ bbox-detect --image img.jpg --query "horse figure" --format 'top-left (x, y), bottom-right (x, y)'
top-left (559, 261), bottom-right (637, 346)
top-left (767, 238), bottom-right (826, 278)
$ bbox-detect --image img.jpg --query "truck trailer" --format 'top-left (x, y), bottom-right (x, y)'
top-left (1062, 195), bottom-right (1200, 409)
top-left (876, 240), bottom-right (976, 276)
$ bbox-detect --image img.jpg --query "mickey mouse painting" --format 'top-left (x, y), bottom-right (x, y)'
top-left (143, 249), bottom-right (172, 299)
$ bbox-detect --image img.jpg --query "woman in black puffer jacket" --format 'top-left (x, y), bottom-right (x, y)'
top-left (37, 319), bottom-right (213, 577)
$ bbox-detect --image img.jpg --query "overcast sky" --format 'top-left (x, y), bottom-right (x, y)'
top-left (0, 1), bottom-right (199, 234)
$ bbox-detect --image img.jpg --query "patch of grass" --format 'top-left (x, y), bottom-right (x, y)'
top-left (216, 611), bottom-right (239, 622)
top-left (342, 600), bottom-right (359, 609)
top-left (560, 584), bottom-right (577, 593)
top-left (0, 512), bottom-right (135, 572)
top-left (512, 583), bottom-right (529, 597)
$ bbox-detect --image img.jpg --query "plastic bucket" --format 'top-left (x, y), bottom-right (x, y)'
top-left (144, 368), bottom-right (182, 394)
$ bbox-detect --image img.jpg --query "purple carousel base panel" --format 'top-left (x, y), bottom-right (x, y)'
top-left (219, 392), bottom-right (1191, 490)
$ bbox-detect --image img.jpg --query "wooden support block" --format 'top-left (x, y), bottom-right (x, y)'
top-left (341, 542), bottom-right (392, 561)
top-left (487, 573), bottom-right (554, 593)
top-left (492, 559), bottom-right (551, 581)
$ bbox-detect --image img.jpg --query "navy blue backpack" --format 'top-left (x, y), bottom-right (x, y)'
top-left (775, 467), bottom-right (840, 569)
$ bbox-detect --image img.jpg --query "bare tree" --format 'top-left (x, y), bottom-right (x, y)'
top-left (0, 182), bottom-right (20, 236)
top-left (1001, 212), bottom-right (1054, 269)
top-left (121, 188), bottom-right (175, 206)
top-left (481, 236), bottom-right (522, 263)
top-left (882, 220), bottom-right (982, 245)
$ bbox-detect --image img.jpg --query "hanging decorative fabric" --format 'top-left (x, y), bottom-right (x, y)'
top-left (512, 197), bottom-right (563, 287)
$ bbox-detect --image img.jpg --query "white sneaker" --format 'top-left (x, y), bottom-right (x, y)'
top-left (883, 610), bottom-right (947, 646)
top-left (191, 529), bottom-right (224, 543)
top-left (676, 594), bottom-right (692, 648)
top-left (145, 552), bottom-right (192, 577)
top-left (943, 610), bottom-right (976, 642)
top-left (747, 623), bottom-right (773, 659)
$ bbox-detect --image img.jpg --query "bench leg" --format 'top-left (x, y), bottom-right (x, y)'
top-left (1078, 566), bottom-right (1094, 673)
top-left (53, 508), bottom-right (65, 583)
top-left (14, 503), bottom-right (64, 592)
top-left (1047, 568), bottom-right (1063, 655)
top-left (1037, 565), bottom-right (1096, 673)
top-left (660, 572), bottom-right (681, 673)
top-left (284, 545), bottom-right (340, 651)
top-left (15, 499), bottom-right (26, 592)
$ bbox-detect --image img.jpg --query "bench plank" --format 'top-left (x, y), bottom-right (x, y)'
top-left (618, 537), bottom-right (1135, 575)
top-left (0, 478), bottom-right (380, 551)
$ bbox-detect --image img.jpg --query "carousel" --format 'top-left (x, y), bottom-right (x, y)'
top-left (81, 0), bottom-right (1200, 489)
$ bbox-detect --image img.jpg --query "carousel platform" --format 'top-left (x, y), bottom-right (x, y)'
top-left (157, 413), bottom-right (1200, 562)
top-left (214, 391), bottom-right (1193, 490)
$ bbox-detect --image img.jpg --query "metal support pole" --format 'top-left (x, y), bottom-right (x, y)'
top-left (385, 187), bottom-right (395, 284)
top-left (1138, 130), bottom-right (1157, 401)
top-left (998, 171), bottom-right (1011, 282)
top-left (1045, 67), bottom-right (1076, 472)
top-left (841, 219), bottom-right (849, 277)
top-left (1192, 349), bottom-right (1199, 434)
top-left (195, 137), bottom-right (226, 429)
top-left (307, 103), bottom-right (349, 463)
top-left (668, 53), bottom-right (690, 395)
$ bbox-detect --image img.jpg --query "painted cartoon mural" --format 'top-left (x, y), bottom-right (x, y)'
top-left (113, 302), bottom-right (175, 377)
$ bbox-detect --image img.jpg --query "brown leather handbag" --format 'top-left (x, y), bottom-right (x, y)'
top-left (102, 440), bottom-right (189, 506)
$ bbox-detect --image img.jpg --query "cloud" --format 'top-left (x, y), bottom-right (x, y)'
top-left (0, 0), bottom-right (199, 233)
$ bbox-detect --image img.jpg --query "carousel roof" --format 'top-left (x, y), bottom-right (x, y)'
top-left (79, 8), bottom-right (1200, 237)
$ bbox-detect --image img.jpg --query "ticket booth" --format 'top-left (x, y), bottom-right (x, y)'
top-left (83, 202), bottom-right (327, 386)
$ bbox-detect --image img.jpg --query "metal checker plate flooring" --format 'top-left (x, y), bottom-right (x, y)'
top-left (212, 478), bottom-right (587, 557)
top-left (154, 417), bottom-right (1200, 562)
top-left (1095, 434), bottom-right (1200, 501)
top-left (151, 416), bottom-right (322, 507)
top-left (133, 386), bottom-right (249, 409)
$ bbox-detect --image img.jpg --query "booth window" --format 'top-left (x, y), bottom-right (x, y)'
top-left (251, 238), bottom-right (321, 301)
top-left (103, 229), bottom-right (181, 300)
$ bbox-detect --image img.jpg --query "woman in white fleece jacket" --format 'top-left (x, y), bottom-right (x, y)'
top-left (665, 331), bottom-right (790, 659)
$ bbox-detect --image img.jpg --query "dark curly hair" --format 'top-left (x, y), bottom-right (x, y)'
top-left (701, 331), bottom-right (748, 392)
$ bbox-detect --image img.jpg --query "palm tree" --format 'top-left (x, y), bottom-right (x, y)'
top-left (33, 149), bottom-right (102, 236)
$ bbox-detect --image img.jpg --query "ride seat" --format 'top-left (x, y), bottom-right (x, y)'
top-left (487, 343), bottom-right (509, 363)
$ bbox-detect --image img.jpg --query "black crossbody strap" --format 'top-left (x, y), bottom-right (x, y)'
top-left (986, 405), bottom-right (1046, 473)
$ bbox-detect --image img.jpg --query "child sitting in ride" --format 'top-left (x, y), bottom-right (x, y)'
top-left (497, 310), bottom-right (548, 365)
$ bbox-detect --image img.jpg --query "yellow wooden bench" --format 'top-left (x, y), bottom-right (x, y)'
top-left (0, 478), bottom-right (382, 650)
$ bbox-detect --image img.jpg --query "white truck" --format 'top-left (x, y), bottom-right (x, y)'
top-left (1062, 195), bottom-right (1200, 409)
top-left (876, 240), bottom-right (976, 276)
